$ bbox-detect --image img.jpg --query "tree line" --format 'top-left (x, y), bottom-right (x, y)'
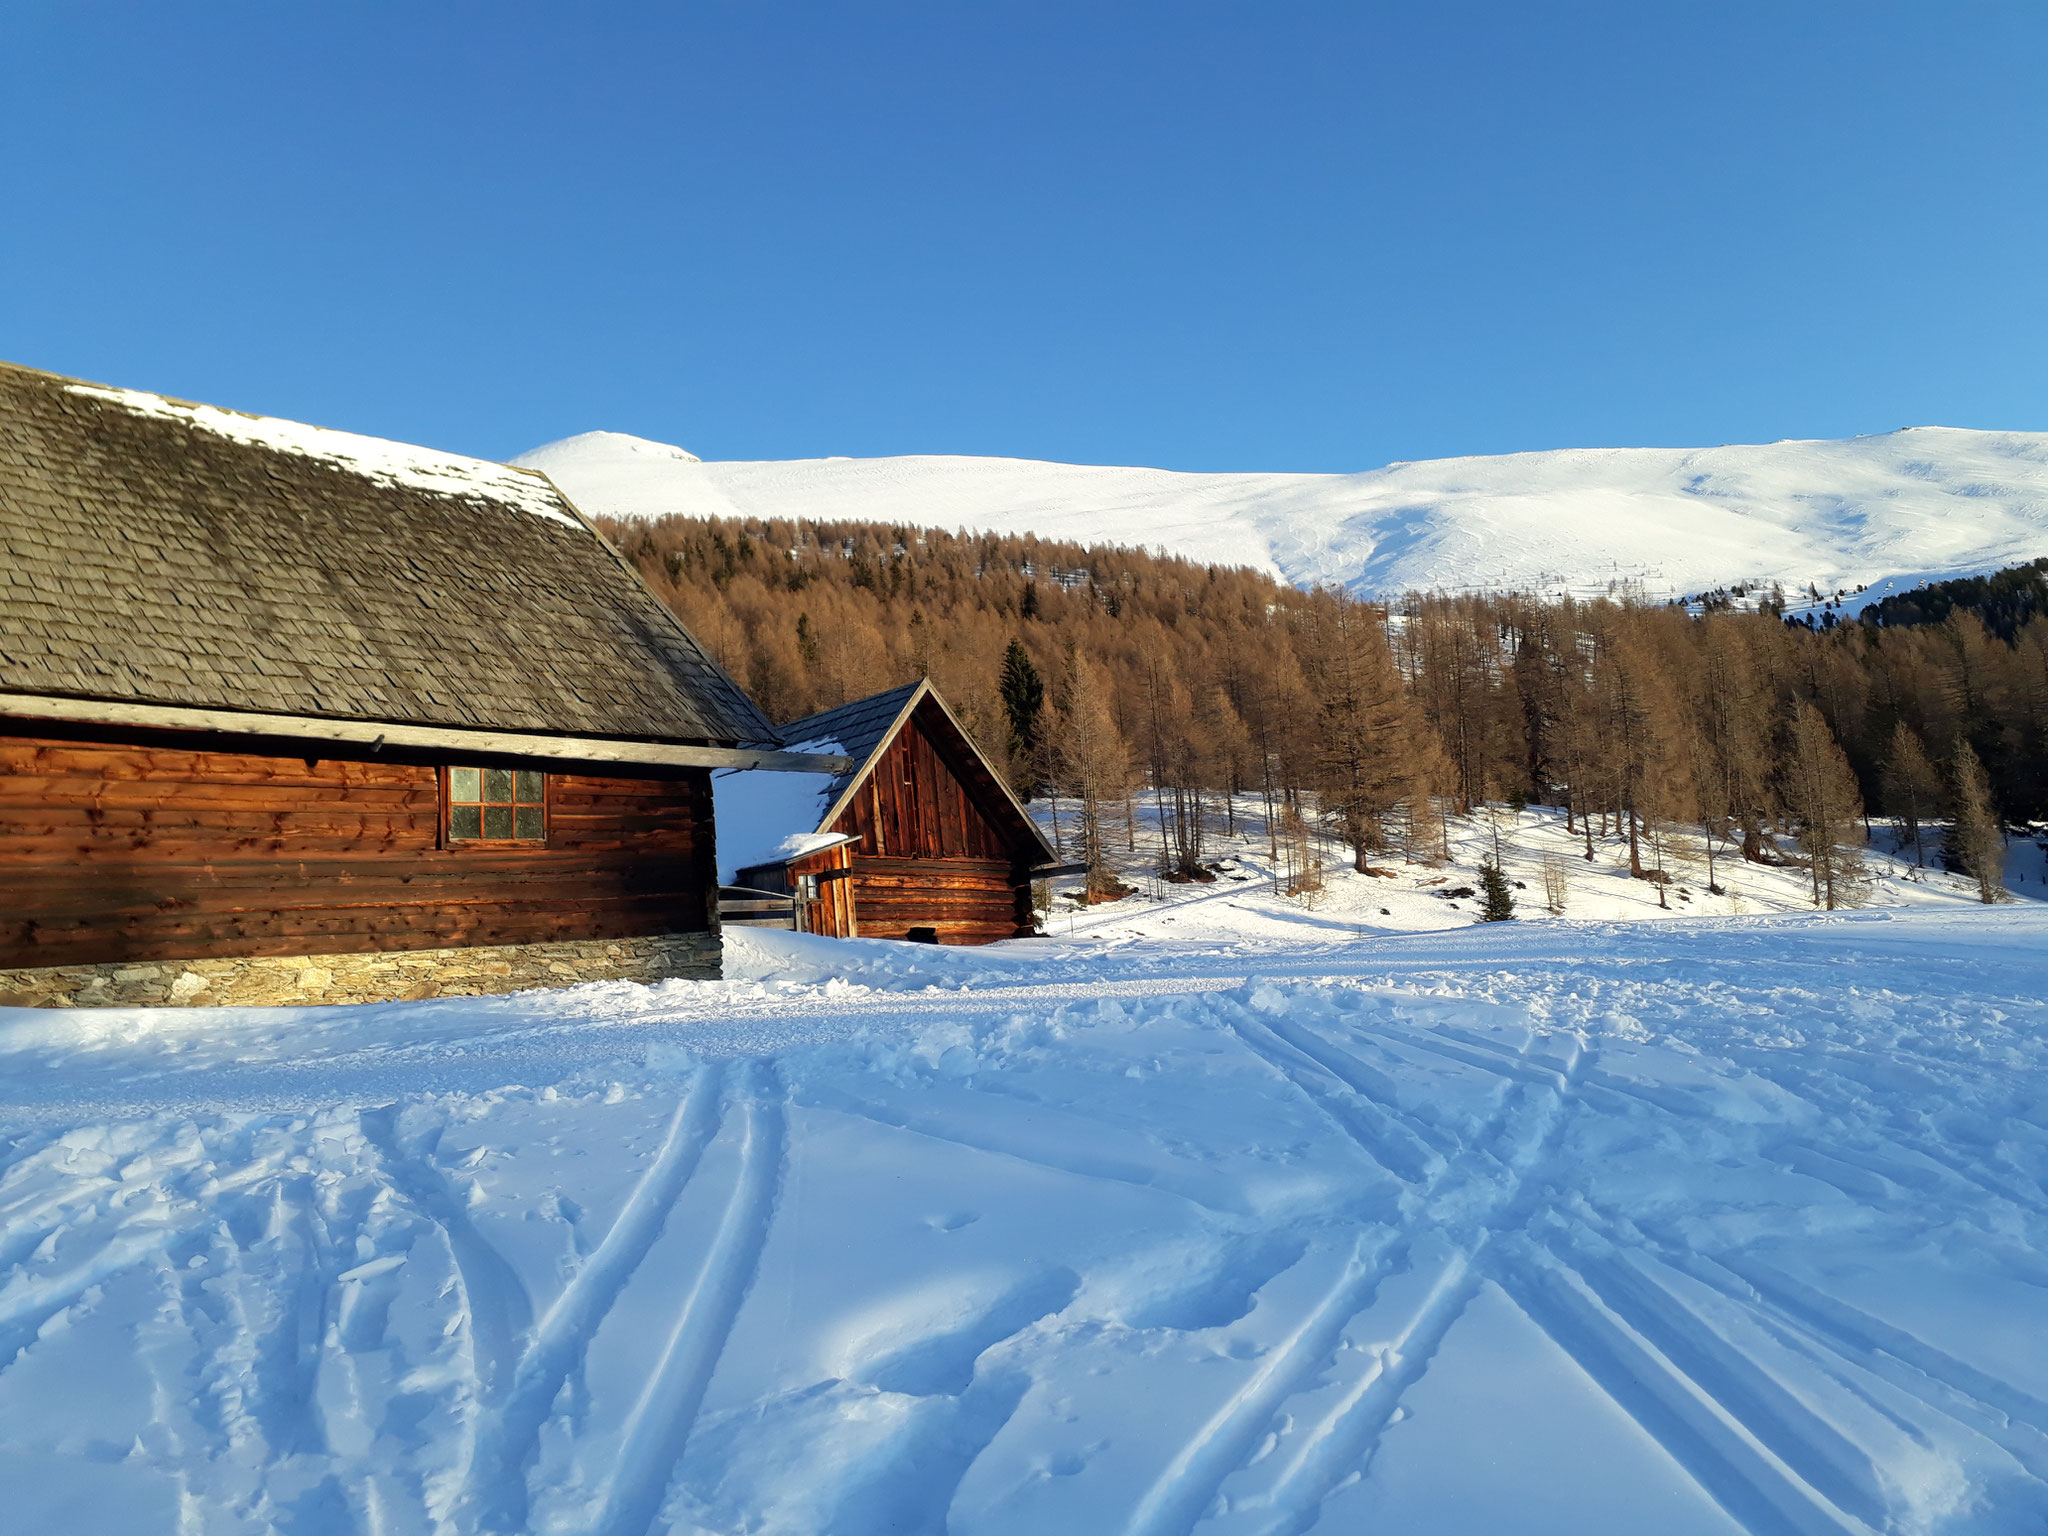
top-left (1860, 557), bottom-right (2048, 642)
top-left (598, 513), bottom-right (2045, 907)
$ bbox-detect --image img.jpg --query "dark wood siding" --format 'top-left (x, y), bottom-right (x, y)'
top-left (827, 704), bottom-right (1037, 944)
top-left (0, 726), bottom-right (717, 969)
top-left (842, 855), bottom-right (1026, 944)
top-left (782, 843), bottom-right (857, 938)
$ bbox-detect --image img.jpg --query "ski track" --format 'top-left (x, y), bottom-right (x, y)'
top-left (1, 914), bottom-right (2045, 1532)
top-left (1491, 1242), bottom-right (1873, 1536)
top-left (361, 1105), bottom-right (536, 1412)
top-left (1149, 984), bottom-right (2034, 1536)
top-left (1122, 994), bottom-right (1588, 1536)
top-left (591, 1062), bottom-right (787, 1536)
top-left (458, 1063), bottom-right (728, 1533)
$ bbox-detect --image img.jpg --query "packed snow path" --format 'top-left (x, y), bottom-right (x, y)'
top-left (2, 909), bottom-right (2045, 1534)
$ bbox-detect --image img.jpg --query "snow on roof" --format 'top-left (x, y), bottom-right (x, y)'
top-left (713, 741), bottom-right (849, 883)
top-left (67, 383), bottom-right (580, 527)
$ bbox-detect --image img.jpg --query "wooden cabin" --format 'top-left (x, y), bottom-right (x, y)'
top-left (0, 360), bottom-right (844, 1007)
top-left (715, 680), bottom-right (1070, 944)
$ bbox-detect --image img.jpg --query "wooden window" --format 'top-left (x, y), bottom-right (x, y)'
top-left (446, 766), bottom-right (547, 843)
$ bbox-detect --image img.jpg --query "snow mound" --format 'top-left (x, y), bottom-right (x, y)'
top-left (521, 429), bottom-right (703, 466)
top-left (516, 426), bottom-right (2048, 600)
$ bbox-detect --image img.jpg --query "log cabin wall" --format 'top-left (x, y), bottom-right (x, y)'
top-left (782, 843), bottom-right (856, 938)
top-left (0, 721), bottom-right (718, 971)
top-left (828, 707), bottom-right (1036, 943)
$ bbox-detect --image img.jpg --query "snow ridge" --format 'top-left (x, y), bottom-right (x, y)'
top-left (515, 426), bottom-right (2048, 601)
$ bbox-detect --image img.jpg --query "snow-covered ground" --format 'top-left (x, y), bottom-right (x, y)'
top-left (4, 813), bottom-right (2046, 1533)
top-left (1029, 798), bottom-right (2048, 943)
top-left (514, 426), bottom-right (2048, 604)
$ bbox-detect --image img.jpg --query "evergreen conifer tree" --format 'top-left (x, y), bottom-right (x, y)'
top-left (1478, 858), bottom-right (1516, 920)
top-left (999, 639), bottom-right (1045, 789)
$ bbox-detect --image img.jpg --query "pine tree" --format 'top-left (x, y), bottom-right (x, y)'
top-left (1589, 608), bottom-right (1689, 881)
top-left (1945, 738), bottom-right (2008, 903)
top-left (1277, 801), bottom-right (1324, 901)
top-left (1478, 858), bottom-right (1516, 920)
top-left (906, 608), bottom-right (936, 679)
top-left (1297, 595), bottom-right (1418, 871)
top-left (999, 639), bottom-right (1045, 793)
top-left (1693, 618), bottom-right (1773, 880)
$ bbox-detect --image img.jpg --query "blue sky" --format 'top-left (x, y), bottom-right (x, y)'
top-left (2, 3), bottom-right (2043, 471)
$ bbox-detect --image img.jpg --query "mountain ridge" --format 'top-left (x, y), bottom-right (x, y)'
top-left (515, 424), bottom-right (2048, 606)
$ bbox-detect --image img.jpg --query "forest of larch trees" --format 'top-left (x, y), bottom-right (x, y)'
top-left (595, 514), bottom-right (2046, 910)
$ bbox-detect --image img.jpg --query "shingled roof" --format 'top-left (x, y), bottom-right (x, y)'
top-left (0, 360), bottom-right (772, 746)
top-left (777, 681), bottom-right (925, 808)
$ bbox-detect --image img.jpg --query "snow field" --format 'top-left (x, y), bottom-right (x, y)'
top-left (0, 892), bottom-right (2045, 1530)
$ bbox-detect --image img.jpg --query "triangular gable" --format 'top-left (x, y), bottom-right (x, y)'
top-left (790, 680), bottom-right (1058, 865)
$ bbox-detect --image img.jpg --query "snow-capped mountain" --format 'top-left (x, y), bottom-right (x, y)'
top-left (514, 426), bottom-right (2048, 605)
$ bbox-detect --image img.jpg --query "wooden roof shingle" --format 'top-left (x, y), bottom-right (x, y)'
top-left (0, 360), bottom-right (772, 745)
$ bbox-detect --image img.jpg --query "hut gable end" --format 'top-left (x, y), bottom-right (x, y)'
top-left (730, 680), bottom-right (1056, 945)
top-left (836, 713), bottom-right (1014, 861)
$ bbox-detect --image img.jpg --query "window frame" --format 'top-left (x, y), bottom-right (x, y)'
top-left (440, 764), bottom-right (550, 849)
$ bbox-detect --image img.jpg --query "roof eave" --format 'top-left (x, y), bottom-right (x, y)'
top-left (809, 682), bottom-right (933, 834)
top-left (0, 691), bottom-right (854, 774)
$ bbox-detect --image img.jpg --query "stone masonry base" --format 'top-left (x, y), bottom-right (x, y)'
top-left (0, 932), bottom-right (722, 1009)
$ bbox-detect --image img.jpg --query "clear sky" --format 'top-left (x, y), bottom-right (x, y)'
top-left (2, 3), bottom-right (2043, 472)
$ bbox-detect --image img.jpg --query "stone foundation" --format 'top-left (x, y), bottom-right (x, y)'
top-left (0, 932), bottom-right (722, 1009)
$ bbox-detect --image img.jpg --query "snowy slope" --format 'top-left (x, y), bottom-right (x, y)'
top-left (515, 426), bottom-right (2048, 601)
top-left (4, 863), bottom-right (2047, 1530)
